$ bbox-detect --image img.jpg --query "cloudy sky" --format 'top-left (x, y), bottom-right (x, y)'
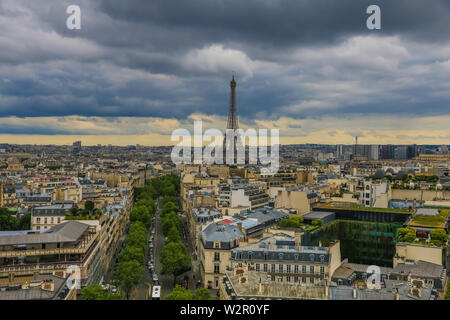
top-left (0, 0), bottom-right (450, 145)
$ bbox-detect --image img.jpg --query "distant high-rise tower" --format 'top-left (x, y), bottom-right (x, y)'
top-left (224, 75), bottom-right (243, 164)
top-left (73, 140), bottom-right (81, 155)
top-left (227, 75), bottom-right (239, 130)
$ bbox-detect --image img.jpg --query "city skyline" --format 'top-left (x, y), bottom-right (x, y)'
top-left (1, 0), bottom-right (450, 145)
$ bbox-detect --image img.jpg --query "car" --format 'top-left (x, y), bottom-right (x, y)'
top-left (152, 274), bottom-right (158, 282)
top-left (111, 285), bottom-right (118, 293)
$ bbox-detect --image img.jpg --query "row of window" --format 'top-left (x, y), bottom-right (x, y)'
top-left (270, 275), bottom-right (319, 284)
top-left (36, 217), bottom-right (61, 224)
top-left (235, 252), bottom-right (326, 263)
top-left (250, 263), bottom-right (325, 275)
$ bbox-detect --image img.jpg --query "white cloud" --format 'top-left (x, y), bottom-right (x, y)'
top-left (183, 44), bottom-right (254, 78)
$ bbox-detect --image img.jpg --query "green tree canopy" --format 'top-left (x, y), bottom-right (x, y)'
top-left (119, 245), bottom-right (145, 264)
top-left (84, 200), bottom-right (95, 212)
top-left (161, 241), bottom-right (191, 285)
top-left (165, 285), bottom-right (194, 300)
top-left (117, 260), bottom-right (143, 299)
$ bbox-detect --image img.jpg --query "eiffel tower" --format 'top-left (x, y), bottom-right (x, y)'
top-left (224, 75), bottom-right (243, 164)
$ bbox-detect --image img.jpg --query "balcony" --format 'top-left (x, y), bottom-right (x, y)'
top-left (0, 231), bottom-right (98, 258)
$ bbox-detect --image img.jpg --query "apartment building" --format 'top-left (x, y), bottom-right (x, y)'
top-left (30, 201), bottom-right (74, 231)
top-left (0, 221), bottom-right (101, 287)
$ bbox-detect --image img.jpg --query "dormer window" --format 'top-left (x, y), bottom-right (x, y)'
top-left (310, 254), bottom-right (315, 262)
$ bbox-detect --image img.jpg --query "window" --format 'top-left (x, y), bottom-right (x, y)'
top-left (286, 276), bottom-right (291, 282)
top-left (263, 264), bottom-right (268, 272)
top-left (302, 277), bottom-right (306, 283)
top-left (271, 264), bottom-right (276, 272)
top-left (366, 200), bottom-right (370, 205)
top-left (294, 276), bottom-right (298, 282)
top-left (214, 252), bottom-right (220, 261)
top-left (214, 277), bottom-right (219, 288)
top-left (256, 264), bottom-right (260, 272)
top-left (320, 255), bottom-right (325, 263)
top-left (302, 265), bottom-right (306, 274)
top-left (294, 254), bottom-right (299, 260)
top-left (37, 226), bottom-right (40, 230)
top-left (57, 217), bottom-right (61, 223)
top-left (320, 266), bottom-right (325, 275)
top-left (286, 265), bottom-right (291, 273)
top-left (51, 217), bottom-right (54, 224)
top-left (278, 264), bottom-right (283, 273)
top-left (310, 266), bottom-right (314, 274)
top-left (214, 264), bottom-right (220, 274)
top-left (309, 277), bottom-right (314, 284)
top-left (37, 217), bottom-right (41, 223)
top-left (214, 241), bottom-right (220, 249)
top-left (294, 265), bottom-right (299, 274)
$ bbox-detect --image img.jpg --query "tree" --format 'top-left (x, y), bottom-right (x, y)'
top-left (161, 242), bottom-right (191, 285)
top-left (84, 200), bottom-right (95, 212)
top-left (79, 284), bottom-right (105, 300)
top-left (162, 211), bottom-right (181, 236)
top-left (165, 286), bottom-right (214, 300)
top-left (161, 201), bottom-right (178, 217)
top-left (311, 219), bottom-right (322, 227)
top-left (278, 216), bottom-right (303, 229)
top-left (117, 260), bottom-right (143, 299)
top-left (79, 284), bottom-right (124, 300)
top-left (430, 229), bottom-right (448, 245)
top-left (167, 224), bottom-right (181, 243)
top-left (165, 285), bottom-right (194, 300)
top-left (396, 227), bottom-right (416, 243)
top-left (193, 288), bottom-right (214, 300)
top-left (18, 213), bottom-right (31, 230)
top-left (0, 209), bottom-right (18, 230)
top-left (119, 245), bottom-right (145, 264)
top-left (130, 205), bottom-right (152, 229)
top-left (126, 221), bottom-right (147, 251)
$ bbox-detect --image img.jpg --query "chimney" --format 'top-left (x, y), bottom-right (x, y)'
top-left (352, 287), bottom-right (357, 299)
top-left (295, 232), bottom-right (301, 247)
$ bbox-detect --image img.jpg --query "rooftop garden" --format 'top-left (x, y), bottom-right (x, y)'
top-left (317, 202), bottom-right (410, 214)
top-left (65, 200), bottom-right (101, 220)
top-left (396, 226), bottom-right (448, 247)
top-left (277, 216), bottom-right (322, 232)
top-left (409, 209), bottom-right (449, 228)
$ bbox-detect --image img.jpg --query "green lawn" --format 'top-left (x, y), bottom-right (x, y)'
top-left (409, 210), bottom-right (449, 228)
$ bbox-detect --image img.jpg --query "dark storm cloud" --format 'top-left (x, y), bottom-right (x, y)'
top-left (0, 0), bottom-right (450, 132)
